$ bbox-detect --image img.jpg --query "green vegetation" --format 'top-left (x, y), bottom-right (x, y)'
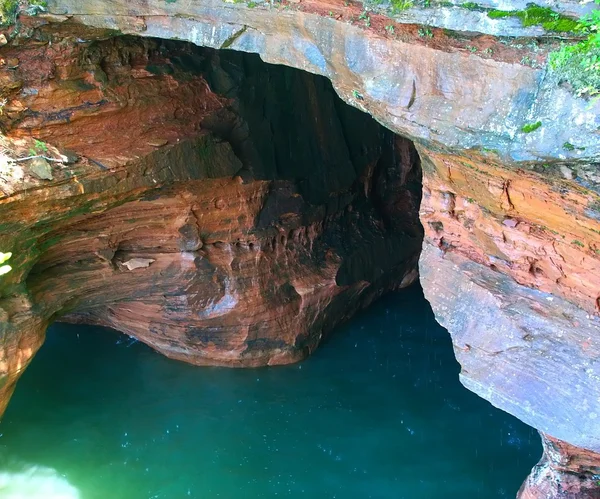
top-left (418, 27), bottom-right (433, 38)
top-left (1, 0), bottom-right (47, 25)
top-left (358, 10), bottom-right (371, 26)
top-left (0, 252), bottom-right (11, 276)
top-left (0, 0), bottom-right (18, 24)
top-left (462, 2), bottom-right (483, 11)
top-left (28, 138), bottom-right (48, 157)
top-left (521, 55), bottom-right (534, 66)
top-left (563, 142), bottom-right (575, 151)
top-left (390, 0), bottom-right (413, 12)
top-left (521, 121), bottom-right (542, 133)
top-left (549, 7), bottom-right (600, 98)
top-left (572, 240), bottom-right (585, 247)
top-left (487, 5), bottom-right (578, 32)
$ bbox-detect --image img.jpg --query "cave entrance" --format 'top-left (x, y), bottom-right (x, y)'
top-left (24, 34), bottom-right (425, 367)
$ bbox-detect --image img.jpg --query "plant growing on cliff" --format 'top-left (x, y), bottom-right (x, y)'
top-left (389, 0), bottom-right (413, 13)
top-left (487, 5), bottom-right (579, 32)
top-left (549, 7), bottom-right (600, 98)
top-left (418, 27), bottom-right (433, 38)
top-left (521, 121), bottom-right (542, 133)
top-left (0, 0), bottom-right (18, 24)
top-left (0, 252), bottom-right (11, 276)
top-left (0, 0), bottom-right (47, 26)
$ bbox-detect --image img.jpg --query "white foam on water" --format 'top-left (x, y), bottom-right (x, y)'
top-left (0, 465), bottom-right (80, 499)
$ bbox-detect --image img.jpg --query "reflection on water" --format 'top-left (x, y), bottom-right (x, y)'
top-left (0, 285), bottom-right (540, 498)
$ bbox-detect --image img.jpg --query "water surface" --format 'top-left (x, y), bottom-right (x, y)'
top-left (0, 285), bottom-right (540, 498)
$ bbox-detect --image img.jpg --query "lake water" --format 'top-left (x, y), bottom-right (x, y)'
top-left (0, 285), bottom-right (540, 498)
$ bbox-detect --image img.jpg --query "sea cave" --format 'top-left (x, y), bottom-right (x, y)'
top-left (0, 0), bottom-right (599, 497)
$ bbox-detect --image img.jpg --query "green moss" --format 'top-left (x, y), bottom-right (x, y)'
top-left (549, 10), bottom-right (600, 97)
top-left (481, 147), bottom-right (499, 155)
top-left (487, 9), bottom-right (513, 19)
top-left (487, 5), bottom-right (578, 33)
top-left (461, 2), bottom-right (480, 10)
top-left (521, 121), bottom-right (542, 133)
top-left (517, 6), bottom-right (578, 31)
top-left (390, 0), bottom-right (413, 12)
top-left (1, 0), bottom-right (49, 25)
top-left (0, 0), bottom-right (18, 24)
top-left (572, 239), bottom-right (585, 247)
top-left (563, 142), bottom-right (575, 151)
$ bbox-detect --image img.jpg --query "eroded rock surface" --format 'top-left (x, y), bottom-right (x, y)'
top-left (45, 0), bottom-right (600, 163)
top-left (0, 29), bottom-right (422, 410)
top-left (518, 434), bottom-right (600, 499)
top-left (420, 245), bottom-right (600, 453)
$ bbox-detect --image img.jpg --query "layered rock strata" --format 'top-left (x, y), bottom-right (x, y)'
top-left (518, 434), bottom-right (600, 499)
top-left (0, 27), bottom-right (422, 414)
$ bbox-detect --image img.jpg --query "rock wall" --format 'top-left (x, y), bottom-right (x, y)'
top-left (518, 434), bottom-right (600, 499)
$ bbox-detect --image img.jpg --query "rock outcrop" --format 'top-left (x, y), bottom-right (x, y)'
top-left (0, 0), bottom-right (599, 496)
top-left (518, 434), bottom-right (600, 499)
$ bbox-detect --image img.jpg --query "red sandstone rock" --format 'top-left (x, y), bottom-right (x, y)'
top-left (0, 29), bottom-right (422, 413)
top-left (518, 434), bottom-right (600, 499)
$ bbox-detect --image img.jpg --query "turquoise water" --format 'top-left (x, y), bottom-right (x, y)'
top-left (0, 285), bottom-right (540, 499)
